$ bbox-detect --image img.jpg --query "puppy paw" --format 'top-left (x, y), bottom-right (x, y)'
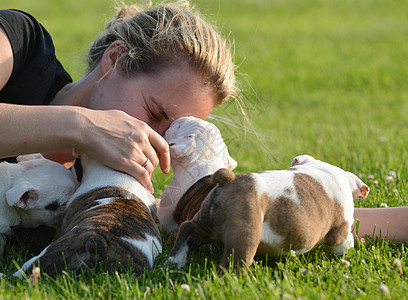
top-left (167, 248), bottom-right (188, 269)
top-left (332, 232), bottom-right (354, 256)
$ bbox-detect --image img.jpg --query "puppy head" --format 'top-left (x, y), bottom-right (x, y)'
top-left (7, 154), bottom-right (76, 228)
top-left (164, 116), bottom-right (237, 170)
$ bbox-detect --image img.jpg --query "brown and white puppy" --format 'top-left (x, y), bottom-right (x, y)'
top-left (157, 116), bottom-right (237, 233)
top-left (0, 154), bottom-right (75, 256)
top-left (161, 117), bottom-right (369, 269)
top-left (14, 154), bottom-right (162, 277)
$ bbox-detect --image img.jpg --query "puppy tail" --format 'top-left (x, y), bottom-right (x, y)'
top-left (211, 168), bottom-right (235, 186)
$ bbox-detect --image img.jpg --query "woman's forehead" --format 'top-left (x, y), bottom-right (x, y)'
top-left (147, 64), bottom-right (216, 108)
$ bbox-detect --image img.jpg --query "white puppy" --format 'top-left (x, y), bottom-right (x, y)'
top-left (157, 116), bottom-right (237, 232)
top-left (0, 154), bottom-right (75, 255)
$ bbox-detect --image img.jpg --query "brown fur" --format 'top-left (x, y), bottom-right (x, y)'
top-left (211, 168), bottom-right (236, 185)
top-left (258, 174), bottom-right (347, 255)
top-left (170, 170), bottom-right (350, 269)
top-left (172, 175), bottom-right (216, 226)
top-left (29, 187), bottom-right (161, 276)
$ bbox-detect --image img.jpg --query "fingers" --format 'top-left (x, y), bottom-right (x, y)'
top-left (123, 128), bottom-right (169, 193)
top-left (140, 156), bottom-right (155, 176)
top-left (77, 109), bottom-right (171, 193)
top-left (148, 129), bottom-right (170, 174)
top-left (140, 142), bottom-right (159, 172)
top-left (120, 159), bottom-right (154, 194)
top-left (116, 127), bottom-right (168, 194)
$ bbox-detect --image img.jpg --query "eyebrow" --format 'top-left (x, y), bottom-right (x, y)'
top-left (152, 99), bottom-right (169, 120)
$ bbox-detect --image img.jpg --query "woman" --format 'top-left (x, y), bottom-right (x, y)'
top-left (1, 2), bottom-right (406, 243)
top-left (0, 2), bottom-right (237, 194)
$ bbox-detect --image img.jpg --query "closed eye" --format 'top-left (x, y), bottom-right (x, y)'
top-left (44, 201), bottom-right (60, 211)
top-left (143, 96), bottom-right (160, 121)
top-left (151, 99), bottom-right (169, 120)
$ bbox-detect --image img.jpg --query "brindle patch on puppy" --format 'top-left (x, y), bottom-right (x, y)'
top-left (14, 156), bottom-right (162, 277)
top-left (172, 175), bottom-right (215, 226)
top-left (28, 187), bottom-right (161, 276)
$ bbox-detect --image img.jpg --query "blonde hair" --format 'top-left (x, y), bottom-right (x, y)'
top-left (87, 1), bottom-right (238, 105)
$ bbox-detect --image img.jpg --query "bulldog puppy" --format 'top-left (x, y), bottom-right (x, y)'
top-left (14, 154), bottom-right (162, 277)
top-left (157, 116), bottom-right (237, 233)
top-left (168, 154), bottom-right (369, 269)
top-left (0, 153), bottom-right (75, 255)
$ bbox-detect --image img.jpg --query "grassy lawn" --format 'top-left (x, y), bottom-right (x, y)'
top-left (1, 0), bottom-right (408, 298)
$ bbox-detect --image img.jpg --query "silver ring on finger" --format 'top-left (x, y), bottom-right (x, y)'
top-left (142, 158), bottom-right (149, 168)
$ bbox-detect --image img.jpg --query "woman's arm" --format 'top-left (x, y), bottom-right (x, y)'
top-left (353, 207), bottom-right (408, 242)
top-left (0, 104), bottom-right (170, 193)
top-left (0, 103), bottom-right (80, 158)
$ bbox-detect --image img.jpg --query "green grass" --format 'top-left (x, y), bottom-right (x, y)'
top-left (1, 0), bottom-right (408, 298)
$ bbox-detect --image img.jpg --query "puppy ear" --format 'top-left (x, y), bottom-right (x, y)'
top-left (222, 150), bottom-right (237, 170)
top-left (16, 153), bottom-right (44, 162)
top-left (291, 155), bottom-right (315, 167)
top-left (6, 181), bottom-right (39, 209)
top-left (227, 156), bottom-right (238, 170)
top-left (346, 172), bottom-right (370, 199)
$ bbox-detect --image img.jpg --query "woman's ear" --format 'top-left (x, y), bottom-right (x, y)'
top-left (100, 40), bottom-right (127, 77)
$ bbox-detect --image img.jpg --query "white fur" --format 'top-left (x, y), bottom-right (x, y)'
top-left (251, 172), bottom-right (300, 205)
top-left (260, 222), bottom-right (284, 246)
top-left (0, 154), bottom-right (75, 255)
top-left (13, 245), bottom-right (50, 278)
top-left (122, 234), bottom-right (162, 267)
top-left (168, 244), bottom-right (189, 268)
top-left (158, 117), bottom-right (237, 232)
top-left (95, 197), bottom-right (116, 206)
top-left (68, 157), bottom-right (155, 210)
top-left (85, 197), bottom-right (116, 212)
top-left (333, 231), bottom-right (354, 256)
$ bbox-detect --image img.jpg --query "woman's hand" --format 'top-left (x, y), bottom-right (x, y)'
top-left (75, 108), bottom-right (170, 193)
top-left (0, 103), bottom-right (169, 193)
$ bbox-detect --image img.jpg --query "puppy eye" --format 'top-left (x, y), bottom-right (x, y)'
top-left (188, 134), bottom-right (194, 138)
top-left (45, 201), bottom-right (60, 211)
